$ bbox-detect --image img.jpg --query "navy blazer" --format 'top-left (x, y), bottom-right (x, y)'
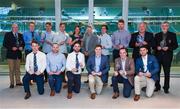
top-left (86, 54), bottom-right (110, 83)
top-left (135, 55), bottom-right (159, 81)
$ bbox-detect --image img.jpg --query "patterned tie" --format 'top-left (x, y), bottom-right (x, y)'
top-left (76, 54), bottom-right (79, 69)
top-left (14, 33), bottom-right (19, 47)
top-left (34, 53), bottom-right (38, 72)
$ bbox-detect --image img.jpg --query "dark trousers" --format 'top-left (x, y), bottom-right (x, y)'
top-left (48, 75), bottom-right (63, 93)
top-left (66, 71), bottom-right (81, 93)
top-left (23, 73), bottom-right (44, 94)
top-left (104, 55), bottom-right (110, 84)
top-left (112, 75), bottom-right (133, 98)
top-left (155, 53), bottom-right (173, 91)
top-left (113, 49), bottom-right (120, 62)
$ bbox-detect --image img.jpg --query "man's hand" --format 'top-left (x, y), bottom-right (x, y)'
top-left (145, 72), bottom-right (151, 78)
top-left (79, 62), bottom-right (83, 68)
top-left (97, 72), bottom-right (102, 76)
top-left (157, 46), bottom-right (162, 50)
top-left (119, 45), bottom-right (124, 49)
top-left (48, 72), bottom-right (54, 75)
top-left (12, 47), bottom-right (18, 51)
top-left (138, 72), bottom-right (144, 76)
top-left (19, 47), bottom-right (23, 51)
top-left (162, 47), bottom-right (168, 51)
top-left (72, 68), bottom-right (78, 72)
top-left (114, 71), bottom-right (119, 76)
top-left (91, 71), bottom-right (96, 76)
top-left (142, 41), bottom-right (148, 45)
top-left (135, 42), bottom-right (140, 47)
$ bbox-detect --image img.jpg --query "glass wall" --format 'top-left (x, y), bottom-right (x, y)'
top-left (0, 0), bottom-right (180, 68)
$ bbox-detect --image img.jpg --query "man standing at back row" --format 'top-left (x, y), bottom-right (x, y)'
top-left (3, 23), bottom-right (25, 88)
top-left (111, 19), bottom-right (131, 61)
top-left (154, 21), bottom-right (178, 93)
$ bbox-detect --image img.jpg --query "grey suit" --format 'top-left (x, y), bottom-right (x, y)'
top-left (82, 33), bottom-right (99, 56)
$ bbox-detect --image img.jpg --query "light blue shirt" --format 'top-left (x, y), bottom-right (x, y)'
top-left (99, 33), bottom-right (112, 55)
top-left (95, 56), bottom-right (101, 72)
top-left (23, 31), bottom-right (41, 50)
top-left (111, 29), bottom-right (131, 49)
top-left (46, 52), bottom-right (66, 73)
top-left (41, 31), bottom-right (55, 53)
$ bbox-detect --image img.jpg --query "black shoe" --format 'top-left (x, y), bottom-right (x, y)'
top-left (9, 85), bottom-right (14, 88)
top-left (84, 80), bottom-right (89, 83)
top-left (16, 83), bottom-right (23, 86)
top-left (154, 87), bottom-right (161, 92)
top-left (164, 90), bottom-right (169, 94)
top-left (24, 92), bottom-right (31, 100)
top-left (141, 87), bottom-right (146, 92)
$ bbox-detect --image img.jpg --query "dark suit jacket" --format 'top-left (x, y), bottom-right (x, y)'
top-left (154, 31), bottom-right (178, 58)
top-left (3, 31), bottom-right (25, 59)
top-left (129, 32), bottom-right (155, 59)
top-left (135, 55), bottom-right (159, 81)
top-left (114, 57), bottom-right (135, 86)
top-left (86, 54), bottom-right (110, 83)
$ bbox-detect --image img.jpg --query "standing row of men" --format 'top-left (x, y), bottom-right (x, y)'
top-left (3, 19), bottom-right (178, 101)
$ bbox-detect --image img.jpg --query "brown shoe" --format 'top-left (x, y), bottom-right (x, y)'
top-left (90, 93), bottom-right (96, 99)
top-left (67, 93), bottom-right (72, 99)
top-left (134, 95), bottom-right (140, 101)
top-left (24, 92), bottom-right (31, 100)
top-left (63, 84), bottom-right (68, 89)
top-left (112, 93), bottom-right (119, 99)
top-left (50, 90), bottom-right (55, 96)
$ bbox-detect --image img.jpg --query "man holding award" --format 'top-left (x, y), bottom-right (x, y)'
top-left (154, 22), bottom-right (178, 93)
top-left (46, 43), bottom-right (66, 96)
top-left (66, 42), bottom-right (85, 99)
top-left (134, 46), bottom-right (159, 101)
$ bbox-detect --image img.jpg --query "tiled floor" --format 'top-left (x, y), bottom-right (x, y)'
top-left (0, 76), bottom-right (180, 109)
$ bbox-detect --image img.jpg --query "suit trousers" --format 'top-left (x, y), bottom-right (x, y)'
top-left (134, 75), bottom-right (155, 97)
top-left (7, 59), bottom-right (21, 85)
top-left (89, 75), bottom-right (103, 94)
top-left (23, 73), bottom-right (44, 94)
top-left (112, 75), bottom-right (133, 98)
top-left (155, 53), bottom-right (172, 91)
top-left (66, 71), bottom-right (81, 93)
top-left (48, 74), bottom-right (63, 93)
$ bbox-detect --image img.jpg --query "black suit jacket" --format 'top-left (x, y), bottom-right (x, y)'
top-left (154, 31), bottom-right (178, 58)
top-left (129, 31), bottom-right (155, 59)
top-left (3, 31), bottom-right (25, 59)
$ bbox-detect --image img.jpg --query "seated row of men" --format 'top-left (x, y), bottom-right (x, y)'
top-left (22, 41), bottom-right (159, 101)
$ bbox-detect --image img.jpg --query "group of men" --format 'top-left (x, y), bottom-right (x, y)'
top-left (3, 19), bottom-right (178, 101)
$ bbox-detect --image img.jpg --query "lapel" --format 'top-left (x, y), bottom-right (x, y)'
top-left (100, 55), bottom-right (103, 69)
top-left (125, 58), bottom-right (129, 70)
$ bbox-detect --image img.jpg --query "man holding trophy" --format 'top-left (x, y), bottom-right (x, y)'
top-left (46, 43), bottom-right (66, 96)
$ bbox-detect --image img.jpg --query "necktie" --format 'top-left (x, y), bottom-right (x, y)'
top-left (14, 33), bottom-right (19, 47)
top-left (76, 54), bottom-right (79, 69)
top-left (32, 32), bottom-right (35, 41)
top-left (34, 53), bottom-right (38, 72)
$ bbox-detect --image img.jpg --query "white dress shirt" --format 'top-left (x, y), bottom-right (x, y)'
top-left (66, 51), bottom-right (85, 74)
top-left (142, 55), bottom-right (148, 72)
top-left (25, 51), bottom-right (46, 75)
top-left (120, 58), bottom-right (127, 79)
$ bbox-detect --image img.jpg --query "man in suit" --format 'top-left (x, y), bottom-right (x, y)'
top-left (129, 22), bottom-right (155, 60)
top-left (3, 23), bottom-right (25, 88)
top-left (111, 48), bottom-right (135, 99)
top-left (154, 22), bottom-right (178, 93)
top-left (23, 41), bottom-right (46, 100)
top-left (134, 46), bottom-right (159, 101)
top-left (86, 45), bottom-right (110, 99)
